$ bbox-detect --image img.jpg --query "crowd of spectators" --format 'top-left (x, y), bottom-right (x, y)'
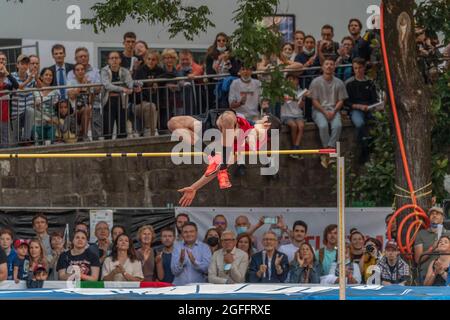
top-left (1, 207), bottom-right (449, 287)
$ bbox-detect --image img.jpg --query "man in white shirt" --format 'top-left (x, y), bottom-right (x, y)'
top-left (279, 220), bottom-right (309, 263)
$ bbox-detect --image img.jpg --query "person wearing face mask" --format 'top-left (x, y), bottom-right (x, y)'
top-left (414, 207), bottom-right (450, 283)
top-left (204, 228), bottom-right (221, 254)
top-left (277, 43), bottom-right (303, 71)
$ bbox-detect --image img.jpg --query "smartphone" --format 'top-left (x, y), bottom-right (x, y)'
top-left (264, 217), bottom-right (278, 225)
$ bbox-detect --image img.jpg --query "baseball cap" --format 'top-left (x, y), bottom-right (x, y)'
top-left (14, 239), bottom-right (29, 249)
top-left (428, 206), bottom-right (444, 216)
top-left (16, 54), bottom-right (30, 64)
top-left (33, 264), bottom-right (47, 274)
top-left (385, 240), bottom-right (398, 250)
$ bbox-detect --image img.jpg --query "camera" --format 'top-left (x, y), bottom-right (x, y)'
top-left (366, 244), bottom-right (375, 253)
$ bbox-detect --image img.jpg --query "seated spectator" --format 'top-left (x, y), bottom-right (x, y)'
top-left (0, 228), bottom-right (16, 280)
top-left (377, 240), bottom-right (410, 286)
top-left (335, 36), bottom-right (354, 81)
top-left (315, 224), bottom-right (338, 276)
top-left (204, 227), bottom-right (221, 254)
top-left (288, 243), bottom-right (321, 284)
top-left (344, 58), bottom-right (379, 163)
top-left (0, 247), bottom-right (7, 281)
top-left (101, 51), bottom-right (136, 140)
top-left (120, 32), bottom-right (138, 71)
top-left (280, 73), bottom-right (306, 156)
top-left (310, 57), bottom-right (348, 168)
top-left (13, 239), bottom-right (29, 283)
top-left (237, 233), bottom-right (254, 260)
top-left (27, 239), bottom-right (48, 280)
top-left (33, 68), bottom-right (60, 143)
top-left (349, 229), bottom-right (365, 264)
top-left (32, 213), bottom-right (52, 262)
top-left (317, 24), bottom-right (340, 64)
top-left (55, 99), bottom-right (77, 143)
top-left (208, 231), bottom-right (249, 284)
top-left (175, 213), bottom-right (190, 242)
top-left (67, 47), bottom-right (102, 140)
top-left (133, 40), bottom-right (149, 75)
top-left (155, 227), bottom-right (176, 283)
top-left (111, 225), bottom-right (126, 243)
top-left (67, 63), bottom-right (94, 142)
top-left (359, 237), bottom-right (382, 283)
top-left (102, 233), bottom-right (144, 282)
top-left (229, 65), bottom-right (262, 122)
top-left (27, 264), bottom-right (48, 289)
top-left (414, 207), bottom-right (450, 283)
top-left (213, 214), bottom-right (228, 236)
top-left (348, 18), bottom-right (371, 61)
top-left (171, 222), bottom-right (211, 286)
top-left (248, 230), bottom-right (289, 283)
top-left (279, 220), bottom-right (309, 263)
top-left (0, 57), bottom-right (19, 147)
top-left (57, 230), bottom-right (100, 281)
top-left (48, 231), bottom-right (65, 280)
top-left (423, 236), bottom-right (450, 286)
top-left (323, 243), bottom-right (361, 284)
top-left (136, 225), bottom-right (156, 281)
top-left (89, 221), bottom-right (111, 265)
top-left (133, 50), bottom-right (162, 137)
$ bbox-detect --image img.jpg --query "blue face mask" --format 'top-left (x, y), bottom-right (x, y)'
top-left (236, 226), bottom-right (248, 235)
top-left (431, 223), bottom-right (443, 229)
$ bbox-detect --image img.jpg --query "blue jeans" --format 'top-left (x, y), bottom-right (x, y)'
top-left (312, 110), bottom-right (342, 148)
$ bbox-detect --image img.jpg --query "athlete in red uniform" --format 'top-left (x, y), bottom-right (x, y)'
top-left (168, 110), bottom-right (270, 207)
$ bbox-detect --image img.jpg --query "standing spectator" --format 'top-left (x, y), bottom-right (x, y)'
top-left (102, 233), bottom-right (144, 282)
top-left (57, 230), bottom-right (100, 281)
top-left (415, 207), bottom-right (450, 283)
top-left (67, 47), bottom-right (102, 140)
top-left (204, 227), bottom-right (221, 254)
top-left (101, 51), bottom-right (136, 140)
top-left (0, 247), bottom-right (7, 281)
top-left (32, 68), bottom-right (59, 143)
top-left (74, 221), bottom-right (90, 235)
top-left (27, 239), bottom-right (48, 278)
top-left (48, 231), bottom-right (65, 280)
top-left (235, 215), bottom-right (251, 236)
top-left (48, 44), bottom-right (74, 98)
top-left (90, 221), bottom-right (111, 265)
top-left (237, 233), bottom-right (254, 260)
top-left (279, 220), bottom-right (309, 263)
top-left (229, 65), bottom-right (262, 122)
top-left (281, 73), bottom-right (306, 156)
top-left (133, 50), bottom-right (162, 137)
top-left (171, 222), bottom-right (211, 285)
top-left (136, 225), bottom-right (156, 281)
top-left (32, 213), bottom-right (52, 261)
top-left (120, 32), bottom-right (138, 71)
top-left (175, 213), bottom-right (190, 242)
top-left (335, 36), bottom-right (354, 81)
top-left (423, 236), bottom-right (450, 286)
top-left (288, 243), bottom-right (321, 284)
top-left (348, 18), bottom-right (371, 61)
top-left (155, 227), bottom-right (175, 283)
top-left (0, 58), bottom-right (19, 147)
top-left (310, 57), bottom-right (348, 168)
top-left (208, 231), bottom-right (249, 284)
top-left (324, 243), bottom-right (361, 284)
top-left (277, 43), bottom-right (304, 70)
top-left (160, 49), bottom-right (182, 122)
top-left (111, 225), bottom-right (126, 243)
top-left (177, 49), bottom-right (204, 115)
top-left (67, 63), bottom-right (95, 141)
top-left (10, 55), bottom-right (37, 144)
top-left (359, 237), bottom-right (382, 283)
top-left (317, 25), bottom-right (340, 64)
top-left (385, 213), bottom-right (398, 247)
top-left (377, 240), bottom-right (410, 286)
top-left (0, 229), bottom-right (16, 280)
top-left (177, 49), bottom-right (204, 78)
top-left (29, 55), bottom-right (43, 88)
top-left (295, 35), bottom-right (320, 88)
top-left (315, 224), bottom-right (338, 276)
top-left (293, 30), bottom-right (306, 58)
top-left (212, 214), bottom-right (228, 236)
top-left (248, 231), bottom-right (289, 283)
top-left (349, 229), bottom-right (365, 264)
top-left (133, 40), bottom-right (149, 75)
top-left (345, 58), bottom-right (379, 163)
top-left (13, 239), bottom-right (29, 282)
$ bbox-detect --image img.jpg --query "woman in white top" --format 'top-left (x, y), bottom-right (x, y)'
top-left (102, 233), bottom-right (144, 282)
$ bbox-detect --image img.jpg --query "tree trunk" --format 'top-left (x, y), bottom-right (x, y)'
top-left (383, 1), bottom-right (432, 219)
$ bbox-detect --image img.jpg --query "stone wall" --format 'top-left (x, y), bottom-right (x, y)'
top-left (0, 121), bottom-right (359, 208)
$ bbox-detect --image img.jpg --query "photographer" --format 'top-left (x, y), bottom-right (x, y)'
top-left (377, 240), bottom-right (410, 286)
top-left (359, 237), bottom-right (382, 283)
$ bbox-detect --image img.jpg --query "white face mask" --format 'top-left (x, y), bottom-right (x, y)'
top-left (217, 46), bottom-right (227, 53)
top-left (241, 76), bottom-right (252, 82)
top-left (283, 52), bottom-right (293, 60)
top-left (303, 48), bottom-right (315, 56)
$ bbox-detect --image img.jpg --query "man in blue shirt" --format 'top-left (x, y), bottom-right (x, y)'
top-left (171, 222), bottom-right (211, 286)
